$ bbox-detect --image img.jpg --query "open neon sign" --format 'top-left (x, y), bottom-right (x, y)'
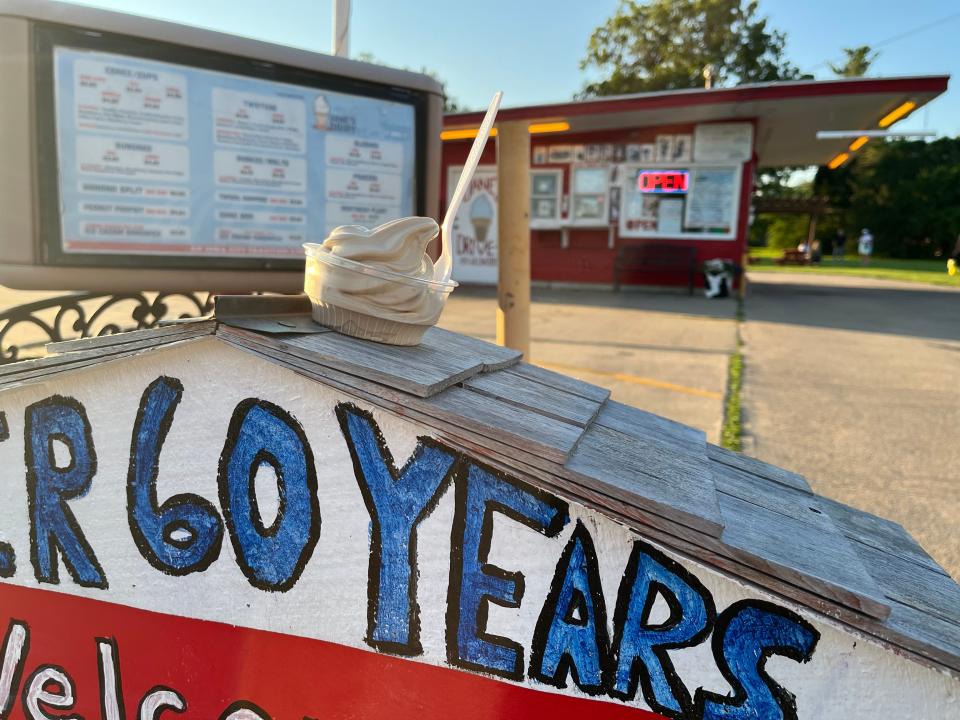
top-left (637, 170), bottom-right (688, 194)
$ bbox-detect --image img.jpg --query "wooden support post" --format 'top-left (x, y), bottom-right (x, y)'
top-left (806, 211), bottom-right (819, 260)
top-left (496, 120), bottom-right (530, 356)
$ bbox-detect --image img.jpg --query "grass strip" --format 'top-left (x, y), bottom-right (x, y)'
top-left (721, 294), bottom-right (745, 452)
top-left (721, 347), bottom-right (743, 452)
top-left (746, 249), bottom-right (959, 288)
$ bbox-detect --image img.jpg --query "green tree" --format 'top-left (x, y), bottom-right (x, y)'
top-left (580, 0), bottom-right (808, 96)
top-left (829, 45), bottom-right (878, 77)
top-left (815, 138), bottom-right (960, 258)
top-left (764, 214), bottom-right (811, 250)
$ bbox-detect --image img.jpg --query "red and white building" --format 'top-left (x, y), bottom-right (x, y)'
top-left (440, 76), bottom-right (948, 288)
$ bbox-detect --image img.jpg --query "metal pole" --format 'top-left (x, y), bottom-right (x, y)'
top-left (495, 121), bottom-right (531, 356)
top-left (806, 211), bottom-right (818, 262)
top-left (332, 0), bottom-right (350, 57)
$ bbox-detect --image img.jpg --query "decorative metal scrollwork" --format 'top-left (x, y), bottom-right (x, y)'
top-left (0, 291), bottom-right (213, 364)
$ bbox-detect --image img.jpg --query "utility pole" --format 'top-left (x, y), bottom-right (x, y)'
top-left (703, 64), bottom-right (716, 89)
top-left (332, 0), bottom-right (350, 57)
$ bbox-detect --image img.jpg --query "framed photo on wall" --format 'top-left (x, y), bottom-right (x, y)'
top-left (672, 134), bottom-right (693, 162)
top-left (547, 145), bottom-right (573, 163)
top-left (655, 135), bottom-right (674, 162)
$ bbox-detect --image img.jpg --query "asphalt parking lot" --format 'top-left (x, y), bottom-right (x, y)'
top-left (742, 272), bottom-right (960, 577)
top-left (438, 286), bottom-right (739, 443)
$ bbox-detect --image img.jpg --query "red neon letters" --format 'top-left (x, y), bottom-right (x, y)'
top-left (637, 171), bottom-right (688, 194)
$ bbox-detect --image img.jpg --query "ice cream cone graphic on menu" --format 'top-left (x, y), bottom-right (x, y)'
top-left (314, 95), bottom-right (331, 130)
top-left (470, 194), bottom-right (494, 243)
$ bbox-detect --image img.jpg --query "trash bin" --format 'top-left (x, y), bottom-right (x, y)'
top-left (703, 258), bottom-right (741, 298)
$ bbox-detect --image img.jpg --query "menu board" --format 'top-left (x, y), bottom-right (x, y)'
top-left (685, 167), bottom-right (739, 228)
top-left (53, 48), bottom-right (417, 260)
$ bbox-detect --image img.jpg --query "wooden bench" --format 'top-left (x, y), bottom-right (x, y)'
top-left (613, 243), bottom-right (696, 295)
top-left (776, 249), bottom-right (809, 266)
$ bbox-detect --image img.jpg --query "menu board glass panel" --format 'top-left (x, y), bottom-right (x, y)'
top-left (49, 45), bottom-right (419, 263)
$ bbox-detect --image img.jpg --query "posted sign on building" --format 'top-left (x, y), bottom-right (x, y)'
top-left (446, 165), bottom-right (498, 285)
top-left (0, 337), bottom-right (956, 719)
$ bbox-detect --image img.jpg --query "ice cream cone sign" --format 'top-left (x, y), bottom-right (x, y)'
top-left (314, 95), bottom-right (331, 130)
top-left (469, 193), bottom-right (494, 243)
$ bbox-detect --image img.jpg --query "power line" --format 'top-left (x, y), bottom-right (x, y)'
top-left (872, 10), bottom-right (960, 50)
top-left (808, 10), bottom-right (960, 73)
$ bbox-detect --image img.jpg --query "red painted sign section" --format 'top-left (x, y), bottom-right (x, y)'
top-left (0, 585), bottom-right (667, 719)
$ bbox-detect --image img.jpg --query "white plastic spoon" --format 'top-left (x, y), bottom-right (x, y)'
top-left (436, 91), bottom-right (503, 284)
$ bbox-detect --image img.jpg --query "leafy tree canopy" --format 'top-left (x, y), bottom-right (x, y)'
top-left (813, 138), bottom-right (960, 258)
top-left (580, 0), bottom-right (809, 96)
top-left (829, 45), bottom-right (878, 77)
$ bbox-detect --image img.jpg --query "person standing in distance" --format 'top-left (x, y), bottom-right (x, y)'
top-left (858, 228), bottom-right (874, 266)
top-left (834, 228), bottom-right (846, 262)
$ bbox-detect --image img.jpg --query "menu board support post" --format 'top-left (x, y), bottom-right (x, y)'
top-left (495, 121), bottom-right (531, 356)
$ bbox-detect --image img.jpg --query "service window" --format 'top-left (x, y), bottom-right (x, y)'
top-left (619, 164), bottom-right (740, 239)
top-left (570, 164), bottom-right (609, 226)
top-left (530, 169), bottom-right (563, 228)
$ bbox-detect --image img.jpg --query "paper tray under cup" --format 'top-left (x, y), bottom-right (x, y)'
top-left (303, 243), bottom-right (456, 346)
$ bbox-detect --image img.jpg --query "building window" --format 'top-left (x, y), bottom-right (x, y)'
top-left (570, 164), bottom-right (609, 226)
top-left (530, 169), bottom-right (563, 229)
top-left (619, 164), bottom-right (740, 239)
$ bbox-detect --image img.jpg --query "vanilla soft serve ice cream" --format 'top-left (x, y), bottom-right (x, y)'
top-left (303, 216), bottom-right (456, 344)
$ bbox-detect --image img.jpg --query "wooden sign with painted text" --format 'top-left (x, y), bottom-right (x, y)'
top-left (0, 340), bottom-right (954, 719)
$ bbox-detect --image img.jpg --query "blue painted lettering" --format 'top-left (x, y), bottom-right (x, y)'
top-left (529, 519), bottom-right (609, 694)
top-left (608, 540), bottom-right (715, 717)
top-left (697, 600), bottom-right (819, 720)
top-left (218, 398), bottom-right (320, 591)
top-left (25, 396), bottom-right (105, 588)
top-left (447, 461), bottom-right (568, 680)
top-left (127, 377), bottom-right (223, 575)
top-left (337, 403), bottom-right (457, 655)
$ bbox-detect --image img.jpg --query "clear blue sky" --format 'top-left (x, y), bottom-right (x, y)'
top-left (62, 0), bottom-right (960, 136)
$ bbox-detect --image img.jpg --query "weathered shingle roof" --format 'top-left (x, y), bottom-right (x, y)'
top-left (3, 294), bottom-right (958, 676)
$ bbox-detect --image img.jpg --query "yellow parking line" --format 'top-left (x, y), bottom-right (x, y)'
top-left (536, 361), bottom-right (723, 400)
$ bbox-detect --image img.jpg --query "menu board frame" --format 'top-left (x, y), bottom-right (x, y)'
top-left (617, 161), bottom-right (742, 240)
top-left (32, 22), bottom-right (429, 271)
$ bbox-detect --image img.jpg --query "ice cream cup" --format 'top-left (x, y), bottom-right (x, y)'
top-left (303, 243), bottom-right (457, 345)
